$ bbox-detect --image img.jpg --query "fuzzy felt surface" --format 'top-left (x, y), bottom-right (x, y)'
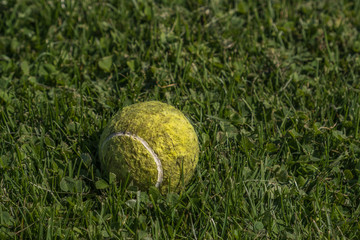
top-left (99, 101), bottom-right (199, 192)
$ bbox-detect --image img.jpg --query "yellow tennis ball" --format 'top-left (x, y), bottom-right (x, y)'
top-left (99, 101), bottom-right (199, 193)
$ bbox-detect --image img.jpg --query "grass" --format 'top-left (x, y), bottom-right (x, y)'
top-left (1, 0), bottom-right (360, 239)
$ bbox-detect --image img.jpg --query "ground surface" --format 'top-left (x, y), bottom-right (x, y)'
top-left (1, 0), bottom-right (360, 239)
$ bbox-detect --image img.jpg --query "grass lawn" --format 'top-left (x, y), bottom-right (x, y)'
top-left (1, 0), bottom-right (360, 239)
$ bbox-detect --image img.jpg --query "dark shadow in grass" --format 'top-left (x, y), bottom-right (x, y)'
top-left (143, 67), bottom-right (157, 90)
top-left (77, 126), bottom-right (132, 193)
top-left (77, 129), bottom-right (104, 189)
top-left (110, 69), bottom-right (157, 98)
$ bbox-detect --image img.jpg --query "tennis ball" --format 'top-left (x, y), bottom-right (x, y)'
top-left (99, 101), bottom-right (199, 193)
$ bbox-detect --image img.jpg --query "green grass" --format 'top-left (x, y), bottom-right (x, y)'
top-left (1, 0), bottom-right (360, 239)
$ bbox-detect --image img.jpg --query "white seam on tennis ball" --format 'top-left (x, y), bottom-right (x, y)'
top-left (101, 132), bottom-right (163, 188)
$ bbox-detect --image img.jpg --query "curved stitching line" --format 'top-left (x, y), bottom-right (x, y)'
top-left (101, 132), bottom-right (163, 188)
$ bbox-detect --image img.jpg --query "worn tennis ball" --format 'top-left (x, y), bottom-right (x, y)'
top-left (99, 101), bottom-right (199, 193)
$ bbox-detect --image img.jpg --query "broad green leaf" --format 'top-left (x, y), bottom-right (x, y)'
top-left (59, 178), bottom-right (69, 192)
top-left (126, 60), bottom-right (135, 71)
top-left (254, 221), bottom-right (264, 232)
top-left (98, 56), bottom-right (113, 72)
top-left (109, 172), bottom-right (116, 184)
top-left (0, 210), bottom-right (14, 226)
top-left (20, 61), bottom-right (30, 75)
top-left (95, 179), bottom-right (109, 189)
